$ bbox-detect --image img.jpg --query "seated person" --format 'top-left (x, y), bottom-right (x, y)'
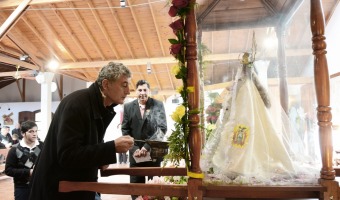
top-left (0, 141), bottom-right (6, 149)
top-left (0, 126), bottom-right (13, 148)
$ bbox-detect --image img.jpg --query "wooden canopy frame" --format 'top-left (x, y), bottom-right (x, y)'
top-left (59, 0), bottom-right (338, 199)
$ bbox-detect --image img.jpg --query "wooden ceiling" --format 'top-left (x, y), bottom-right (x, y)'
top-left (0, 0), bottom-right (339, 101)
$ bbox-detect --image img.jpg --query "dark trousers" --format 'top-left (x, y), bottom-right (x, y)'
top-left (118, 153), bottom-right (128, 164)
top-left (130, 161), bottom-right (161, 200)
top-left (14, 185), bottom-right (30, 200)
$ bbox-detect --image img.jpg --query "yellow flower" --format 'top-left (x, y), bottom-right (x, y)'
top-left (206, 123), bottom-right (216, 131)
top-left (187, 86), bottom-right (194, 93)
top-left (171, 105), bottom-right (186, 122)
top-left (176, 86), bottom-right (183, 93)
top-left (171, 65), bottom-right (181, 75)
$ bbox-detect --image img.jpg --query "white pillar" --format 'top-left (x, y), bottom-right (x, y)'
top-left (36, 72), bottom-right (54, 141)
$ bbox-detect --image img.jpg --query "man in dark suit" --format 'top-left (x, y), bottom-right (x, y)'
top-left (122, 80), bottom-right (167, 199)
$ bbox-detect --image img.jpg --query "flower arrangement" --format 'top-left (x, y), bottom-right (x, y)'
top-left (204, 92), bottom-right (222, 141)
top-left (205, 102), bottom-right (222, 124)
top-left (164, 0), bottom-right (195, 168)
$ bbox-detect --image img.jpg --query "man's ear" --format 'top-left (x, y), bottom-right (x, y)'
top-left (101, 79), bottom-right (109, 90)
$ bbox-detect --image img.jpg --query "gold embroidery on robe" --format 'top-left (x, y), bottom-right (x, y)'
top-left (232, 124), bottom-right (249, 147)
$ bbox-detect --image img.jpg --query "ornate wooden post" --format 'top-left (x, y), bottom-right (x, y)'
top-left (186, 0), bottom-right (203, 199)
top-left (310, 0), bottom-right (334, 180)
top-left (310, 0), bottom-right (338, 199)
top-left (276, 26), bottom-right (289, 114)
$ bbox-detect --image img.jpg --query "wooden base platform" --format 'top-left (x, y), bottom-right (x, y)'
top-left (59, 167), bottom-right (328, 199)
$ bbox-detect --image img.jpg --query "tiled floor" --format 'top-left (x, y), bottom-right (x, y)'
top-left (0, 163), bottom-right (131, 200)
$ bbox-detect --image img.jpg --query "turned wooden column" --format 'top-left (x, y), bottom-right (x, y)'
top-left (310, 0), bottom-right (335, 180)
top-left (186, 0), bottom-right (201, 175)
top-left (276, 26), bottom-right (289, 114)
top-left (186, 0), bottom-right (203, 199)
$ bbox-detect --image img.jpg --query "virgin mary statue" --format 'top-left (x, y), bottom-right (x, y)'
top-left (201, 43), bottom-right (319, 185)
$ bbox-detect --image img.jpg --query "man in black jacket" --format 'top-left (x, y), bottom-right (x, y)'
top-left (29, 62), bottom-right (134, 200)
top-left (122, 80), bottom-right (167, 199)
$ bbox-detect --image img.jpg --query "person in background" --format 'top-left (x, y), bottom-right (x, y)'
top-left (0, 141), bottom-right (6, 149)
top-left (122, 80), bottom-right (167, 200)
top-left (0, 125), bottom-right (7, 162)
top-left (29, 62), bottom-right (134, 200)
top-left (11, 134), bottom-right (19, 145)
top-left (0, 126), bottom-right (13, 148)
top-left (5, 121), bottom-right (44, 200)
top-left (117, 107), bottom-right (128, 164)
top-left (12, 123), bottom-right (22, 140)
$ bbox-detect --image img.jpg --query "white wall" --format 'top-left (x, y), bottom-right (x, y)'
top-left (0, 74), bottom-right (87, 102)
top-left (0, 101), bottom-right (60, 138)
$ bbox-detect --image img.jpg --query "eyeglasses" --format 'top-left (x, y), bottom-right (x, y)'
top-left (27, 130), bottom-right (38, 133)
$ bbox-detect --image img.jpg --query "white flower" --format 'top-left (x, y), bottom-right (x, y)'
top-left (173, 176), bottom-right (181, 182)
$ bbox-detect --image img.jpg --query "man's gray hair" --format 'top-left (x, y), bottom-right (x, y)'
top-left (96, 62), bottom-right (131, 88)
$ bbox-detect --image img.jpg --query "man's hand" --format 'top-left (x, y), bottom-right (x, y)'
top-left (114, 135), bottom-right (134, 153)
top-left (100, 165), bottom-right (109, 170)
top-left (133, 147), bottom-right (148, 157)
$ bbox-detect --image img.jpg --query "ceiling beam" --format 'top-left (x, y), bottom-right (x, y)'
top-left (278, 0), bottom-right (304, 28)
top-left (0, 0), bottom-right (82, 8)
top-left (197, 0), bottom-right (221, 25)
top-left (58, 49), bottom-right (312, 70)
top-left (34, 10), bottom-right (76, 61)
top-left (0, 70), bottom-right (37, 78)
top-left (0, 43), bottom-right (22, 57)
top-left (261, 0), bottom-right (278, 16)
top-left (148, 0), bottom-right (165, 100)
top-left (0, 12), bottom-right (44, 68)
top-left (0, 53), bottom-right (38, 70)
top-left (201, 18), bottom-right (278, 31)
top-left (127, 76), bottom-right (314, 97)
top-left (148, 0), bottom-right (164, 56)
top-left (0, 49), bottom-right (311, 78)
top-left (127, 0), bottom-right (150, 57)
top-left (106, 0), bottom-right (134, 58)
top-left (68, 1), bottom-right (105, 60)
top-left (0, 0), bottom-right (31, 40)
top-left (21, 15), bottom-right (62, 62)
top-left (59, 57), bottom-right (177, 69)
top-left (50, 3), bottom-right (91, 61)
top-left (87, 0), bottom-right (120, 59)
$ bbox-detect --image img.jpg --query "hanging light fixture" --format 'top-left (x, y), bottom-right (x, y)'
top-left (19, 54), bottom-right (29, 61)
top-left (120, 0), bottom-right (126, 7)
top-left (14, 65), bottom-right (21, 79)
top-left (147, 62), bottom-right (151, 74)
